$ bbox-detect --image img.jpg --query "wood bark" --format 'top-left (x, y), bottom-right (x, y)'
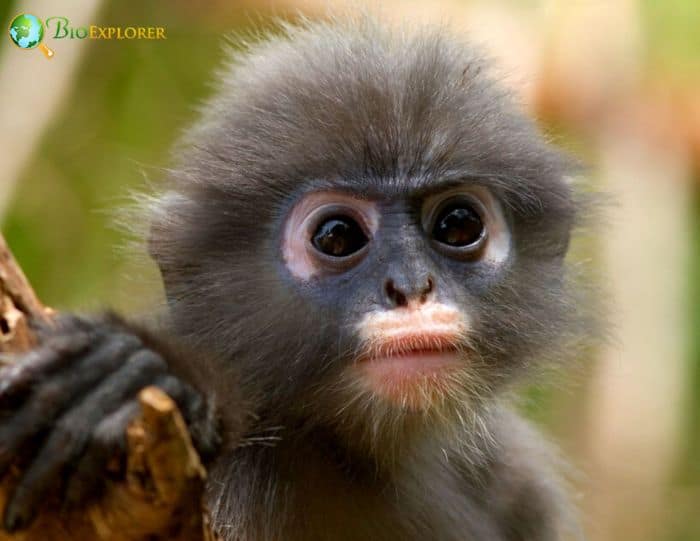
top-left (0, 233), bottom-right (219, 540)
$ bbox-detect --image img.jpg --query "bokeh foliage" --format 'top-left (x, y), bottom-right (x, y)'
top-left (1, 1), bottom-right (698, 539)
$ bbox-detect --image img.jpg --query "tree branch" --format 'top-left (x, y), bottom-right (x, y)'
top-left (0, 233), bottom-right (219, 541)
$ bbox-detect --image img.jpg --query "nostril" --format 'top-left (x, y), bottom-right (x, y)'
top-left (420, 277), bottom-right (435, 303)
top-left (385, 280), bottom-right (408, 307)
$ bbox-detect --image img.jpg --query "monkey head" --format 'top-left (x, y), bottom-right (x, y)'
top-left (148, 19), bottom-right (582, 457)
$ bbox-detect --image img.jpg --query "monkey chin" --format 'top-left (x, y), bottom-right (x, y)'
top-left (357, 348), bottom-right (463, 412)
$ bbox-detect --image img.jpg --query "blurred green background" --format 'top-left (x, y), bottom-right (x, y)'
top-left (0, 1), bottom-right (698, 540)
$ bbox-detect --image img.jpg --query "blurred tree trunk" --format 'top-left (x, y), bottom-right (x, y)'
top-left (537, 3), bottom-right (692, 540)
top-left (0, 0), bottom-right (104, 217)
top-left (585, 126), bottom-right (691, 541)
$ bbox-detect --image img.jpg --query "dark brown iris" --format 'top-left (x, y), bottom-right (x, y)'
top-left (312, 216), bottom-right (368, 257)
top-left (432, 204), bottom-right (484, 247)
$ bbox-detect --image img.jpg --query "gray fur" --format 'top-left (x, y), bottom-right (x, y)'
top-left (147, 16), bottom-right (591, 541)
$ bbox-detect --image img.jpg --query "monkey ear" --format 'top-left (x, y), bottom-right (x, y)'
top-left (517, 174), bottom-right (582, 263)
top-left (547, 172), bottom-right (597, 261)
top-left (146, 221), bottom-right (168, 284)
top-left (145, 190), bottom-right (189, 295)
top-left (145, 196), bottom-right (167, 269)
top-left (146, 220), bottom-right (174, 300)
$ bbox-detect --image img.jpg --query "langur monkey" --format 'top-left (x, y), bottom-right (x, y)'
top-left (0, 17), bottom-right (591, 541)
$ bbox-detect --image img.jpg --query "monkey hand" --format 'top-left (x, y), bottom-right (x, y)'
top-left (0, 313), bottom-right (221, 532)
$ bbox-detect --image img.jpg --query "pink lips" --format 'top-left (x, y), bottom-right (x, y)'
top-left (358, 333), bottom-right (462, 409)
top-left (362, 332), bottom-right (459, 361)
top-left (353, 301), bottom-right (468, 409)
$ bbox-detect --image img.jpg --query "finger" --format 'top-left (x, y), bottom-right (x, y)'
top-left (0, 331), bottom-right (95, 410)
top-left (3, 349), bottom-right (166, 531)
top-left (64, 400), bottom-right (139, 508)
top-left (155, 374), bottom-right (204, 420)
top-left (155, 375), bottom-right (219, 460)
top-left (0, 333), bottom-right (140, 478)
top-left (64, 371), bottom-right (204, 507)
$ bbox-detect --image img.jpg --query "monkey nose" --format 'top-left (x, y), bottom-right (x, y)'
top-left (384, 276), bottom-right (434, 308)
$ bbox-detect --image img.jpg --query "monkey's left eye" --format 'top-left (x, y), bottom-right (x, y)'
top-left (312, 215), bottom-right (369, 258)
top-left (431, 203), bottom-right (485, 248)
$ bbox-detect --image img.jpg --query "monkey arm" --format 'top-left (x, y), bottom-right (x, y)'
top-left (0, 313), bottom-right (226, 532)
top-left (0, 234), bottom-right (231, 539)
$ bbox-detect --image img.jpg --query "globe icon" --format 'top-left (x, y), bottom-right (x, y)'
top-left (8, 13), bottom-right (44, 49)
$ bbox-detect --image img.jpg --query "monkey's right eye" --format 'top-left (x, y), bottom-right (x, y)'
top-left (311, 216), bottom-right (369, 258)
top-left (283, 192), bottom-right (378, 280)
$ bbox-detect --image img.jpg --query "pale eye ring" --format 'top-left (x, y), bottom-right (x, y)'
top-left (282, 191), bottom-right (379, 281)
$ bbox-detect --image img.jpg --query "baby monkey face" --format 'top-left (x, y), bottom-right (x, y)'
top-left (282, 183), bottom-right (511, 411)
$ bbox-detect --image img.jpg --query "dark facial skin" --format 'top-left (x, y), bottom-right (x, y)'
top-left (0, 17), bottom-right (590, 541)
